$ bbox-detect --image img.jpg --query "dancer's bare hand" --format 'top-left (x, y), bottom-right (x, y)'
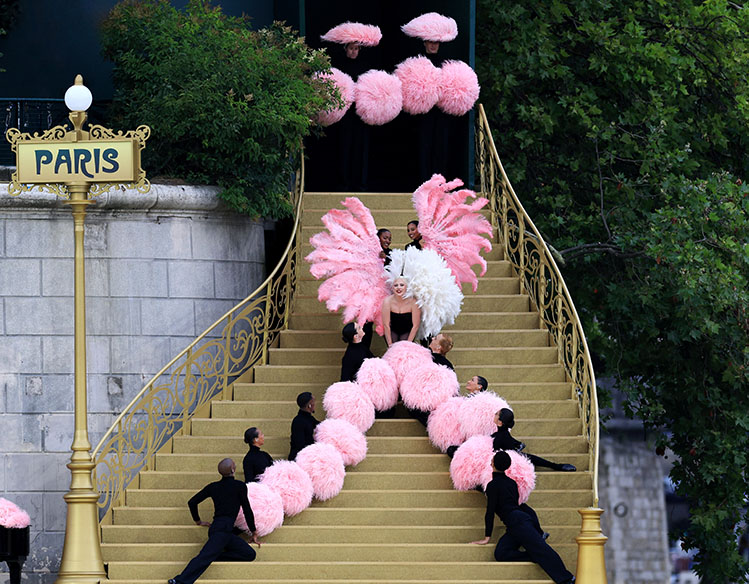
top-left (196, 520), bottom-right (211, 527)
top-left (470, 537), bottom-right (491, 545)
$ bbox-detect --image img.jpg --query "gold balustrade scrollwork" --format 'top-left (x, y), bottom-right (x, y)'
top-left (92, 157), bottom-right (305, 519)
top-left (475, 104), bottom-right (600, 506)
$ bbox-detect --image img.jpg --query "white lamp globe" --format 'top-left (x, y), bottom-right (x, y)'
top-left (64, 75), bottom-right (93, 112)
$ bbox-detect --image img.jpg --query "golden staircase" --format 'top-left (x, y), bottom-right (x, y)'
top-left (94, 105), bottom-right (602, 583)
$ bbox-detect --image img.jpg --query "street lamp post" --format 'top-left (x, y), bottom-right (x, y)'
top-left (5, 75), bottom-right (150, 583)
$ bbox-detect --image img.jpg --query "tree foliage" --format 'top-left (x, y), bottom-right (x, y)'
top-left (101, 0), bottom-right (337, 218)
top-left (477, 1), bottom-right (749, 581)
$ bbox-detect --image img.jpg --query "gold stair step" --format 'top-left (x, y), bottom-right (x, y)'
top-left (292, 294), bottom-right (530, 315)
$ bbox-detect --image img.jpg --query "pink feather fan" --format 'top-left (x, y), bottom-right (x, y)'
top-left (314, 68), bottom-right (355, 127)
top-left (295, 443), bottom-right (346, 501)
top-left (321, 22), bottom-right (382, 46)
top-left (506, 450), bottom-right (536, 505)
top-left (259, 460), bottom-right (314, 516)
top-left (438, 60), bottom-right (480, 116)
top-left (235, 482), bottom-right (284, 536)
top-left (315, 418), bottom-right (368, 466)
top-left (401, 12), bottom-right (458, 42)
top-left (322, 381), bottom-right (376, 432)
top-left (306, 197), bottom-right (389, 328)
top-left (381, 341), bottom-right (432, 385)
top-left (400, 362), bottom-right (460, 412)
top-left (450, 435), bottom-right (494, 491)
top-left (459, 392), bottom-right (511, 439)
top-left (427, 396), bottom-right (466, 452)
top-left (355, 70), bottom-right (403, 125)
top-left (0, 497), bottom-right (30, 529)
top-left (355, 357), bottom-right (399, 411)
top-left (412, 174), bottom-right (492, 292)
top-left (394, 56), bottom-right (442, 114)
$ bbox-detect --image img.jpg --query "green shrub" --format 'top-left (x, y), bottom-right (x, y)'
top-left (101, 0), bottom-right (337, 218)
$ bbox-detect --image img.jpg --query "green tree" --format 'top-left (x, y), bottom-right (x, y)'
top-left (476, 1), bottom-right (749, 581)
top-left (101, 0), bottom-right (337, 218)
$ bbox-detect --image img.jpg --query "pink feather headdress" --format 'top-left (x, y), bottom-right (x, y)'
top-left (305, 197), bottom-right (390, 328)
top-left (412, 174), bottom-right (493, 292)
top-left (401, 13), bottom-right (458, 42)
top-left (321, 22), bottom-right (382, 46)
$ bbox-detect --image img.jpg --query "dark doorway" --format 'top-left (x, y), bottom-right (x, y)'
top-left (300, 0), bottom-right (475, 193)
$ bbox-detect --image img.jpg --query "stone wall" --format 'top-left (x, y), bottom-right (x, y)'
top-left (599, 433), bottom-right (671, 584)
top-left (0, 183), bottom-right (266, 583)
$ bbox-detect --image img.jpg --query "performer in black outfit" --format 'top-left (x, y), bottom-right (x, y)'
top-left (405, 220), bottom-right (423, 250)
top-left (471, 452), bottom-right (575, 584)
top-left (168, 458), bottom-right (259, 584)
top-left (428, 332), bottom-right (454, 370)
top-left (242, 427), bottom-right (273, 483)
top-left (288, 392), bottom-right (320, 461)
top-left (377, 228), bottom-right (392, 266)
top-left (340, 323), bottom-right (374, 382)
top-left (493, 408), bottom-right (576, 472)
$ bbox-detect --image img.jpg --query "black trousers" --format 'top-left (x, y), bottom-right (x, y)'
top-left (174, 517), bottom-right (256, 584)
top-left (494, 511), bottom-right (573, 584)
top-left (526, 452), bottom-right (566, 471)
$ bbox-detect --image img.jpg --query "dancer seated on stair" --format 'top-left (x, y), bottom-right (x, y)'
top-left (168, 458), bottom-right (260, 584)
top-left (493, 408), bottom-right (576, 472)
top-left (405, 220), bottom-right (423, 250)
top-left (288, 392), bottom-right (320, 461)
top-left (340, 322), bottom-right (374, 382)
top-left (242, 427), bottom-right (273, 483)
top-left (471, 452), bottom-right (575, 584)
top-left (377, 228), bottom-right (392, 266)
top-left (381, 276), bottom-right (421, 346)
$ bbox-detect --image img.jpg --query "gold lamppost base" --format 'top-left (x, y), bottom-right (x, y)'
top-left (575, 507), bottom-right (608, 584)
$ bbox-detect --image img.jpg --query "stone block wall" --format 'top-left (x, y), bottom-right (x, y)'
top-left (0, 183), bottom-right (266, 583)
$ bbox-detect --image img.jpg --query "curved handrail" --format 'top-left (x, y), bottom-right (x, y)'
top-left (475, 104), bottom-right (600, 505)
top-left (92, 156), bottom-right (305, 517)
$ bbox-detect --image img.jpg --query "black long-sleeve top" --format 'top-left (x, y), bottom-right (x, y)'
top-left (242, 446), bottom-right (273, 483)
top-left (492, 426), bottom-right (559, 470)
top-left (288, 409), bottom-right (319, 461)
top-left (484, 471), bottom-right (522, 537)
top-left (431, 352), bottom-right (454, 371)
top-left (341, 342), bottom-right (374, 382)
top-left (187, 475), bottom-right (256, 533)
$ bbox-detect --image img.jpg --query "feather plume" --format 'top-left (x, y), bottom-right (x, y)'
top-left (259, 460), bottom-right (313, 516)
top-left (400, 362), bottom-right (460, 412)
top-left (295, 443), bottom-right (346, 501)
top-left (401, 12), bottom-right (458, 42)
top-left (315, 418), bottom-right (368, 466)
top-left (459, 391), bottom-right (511, 438)
top-left (412, 174), bottom-right (493, 292)
top-left (314, 68), bottom-right (355, 127)
top-left (437, 60), bottom-right (480, 116)
top-left (505, 450), bottom-right (536, 504)
top-left (321, 22), bottom-right (382, 46)
top-left (355, 70), bottom-right (403, 125)
top-left (449, 435), bottom-right (494, 491)
top-left (386, 247), bottom-right (463, 339)
top-left (306, 197), bottom-right (390, 328)
top-left (394, 56), bottom-right (441, 114)
top-left (427, 396), bottom-right (466, 452)
top-left (235, 482), bottom-right (284, 536)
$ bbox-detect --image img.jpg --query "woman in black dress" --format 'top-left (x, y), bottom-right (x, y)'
top-left (405, 220), bottom-right (423, 250)
top-left (242, 427), bottom-right (273, 483)
top-left (381, 277), bottom-right (421, 346)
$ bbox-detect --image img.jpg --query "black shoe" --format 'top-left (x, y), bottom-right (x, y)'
top-left (542, 531), bottom-right (550, 541)
top-left (168, 579), bottom-right (177, 584)
top-left (517, 442), bottom-right (526, 452)
top-left (560, 464), bottom-right (577, 472)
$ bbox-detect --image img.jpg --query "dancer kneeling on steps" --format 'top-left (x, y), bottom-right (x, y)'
top-left (168, 458), bottom-right (260, 584)
top-left (288, 392), bottom-right (319, 461)
top-left (471, 452), bottom-right (575, 584)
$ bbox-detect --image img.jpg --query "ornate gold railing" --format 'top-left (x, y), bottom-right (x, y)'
top-left (475, 104), bottom-right (600, 506)
top-left (92, 158), bottom-right (305, 518)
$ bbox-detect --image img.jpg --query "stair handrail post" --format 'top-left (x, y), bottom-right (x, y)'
top-left (475, 103), bottom-right (605, 579)
top-left (575, 508), bottom-right (609, 583)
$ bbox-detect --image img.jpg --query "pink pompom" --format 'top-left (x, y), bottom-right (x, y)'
top-left (355, 70), bottom-right (402, 125)
top-left (401, 12), bottom-right (458, 42)
top-left (394, 56), bottom-right (442, 115)
top-left (0, 498), bottom-right (30, 529)
top-left (400, 362), bottom-right (459, 412)
top-left (314, 68), bottom-right (355, 126)
top-left (356, 358), bottom-right (399, 411)
top-left (259, 460), bottom-right (313, 516)
top-left (459, 392), bottom-right (511, 438)
top-left (438, 60), bottom-right (480, 116)
top-left (321, 22), bottom-right (382, 46)
top-left (235, 482), bottom-right (284, 536)
top-left (323, 381), bottom-right (375, 432)
top-left (506, 450), bottom-right (536, 505)
top-left (382, 341), bottom-right (432, 384)
top-left (450, 435), bottom-right (494, 491)
top-left (315, 418), bottom-right (368, 466)
top-left (427, 396), bottom-right (466, 452)
top-left (295, 443), bottom-right (346, 501)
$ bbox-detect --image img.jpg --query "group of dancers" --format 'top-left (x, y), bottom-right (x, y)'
top-left (168, 175), bottom-right (576, 584)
